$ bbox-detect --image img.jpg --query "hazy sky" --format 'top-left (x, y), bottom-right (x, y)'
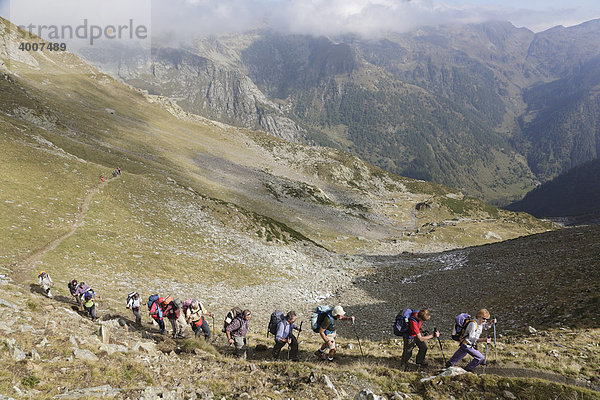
top-left (1, 0), bottom-right (599, 40)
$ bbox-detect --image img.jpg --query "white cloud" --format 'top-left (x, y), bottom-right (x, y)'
top-left (1, 0), bottom-right (599, 43)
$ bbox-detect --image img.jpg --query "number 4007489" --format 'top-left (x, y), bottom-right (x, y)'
top-left (19, 42), bottom-right (67, 51)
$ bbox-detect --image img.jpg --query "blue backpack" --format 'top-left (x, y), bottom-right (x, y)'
top-left (147, 294), bottom-right (159, 310)
top-left (393, 308), bottom-right (418, 336)
top-left (311, 305), bottom-right (333, 333)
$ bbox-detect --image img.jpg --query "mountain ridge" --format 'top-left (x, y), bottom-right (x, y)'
top-left (78, 19), bottom-right (600, 205)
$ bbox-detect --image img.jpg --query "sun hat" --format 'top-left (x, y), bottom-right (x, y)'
top-left (331, 306), bottom-right (346, 317)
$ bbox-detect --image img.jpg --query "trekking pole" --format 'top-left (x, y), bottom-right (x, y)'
top-left (493, 321), bottom-right (497, 363)
top-left (434, 328), bottom-right (446, 366)
top-left (211, 315), bottom-right (215, 340)
top-left (352, 322), bottom-right (365, 359)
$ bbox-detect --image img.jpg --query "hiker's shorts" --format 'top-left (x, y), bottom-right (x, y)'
top-left (325, 332), bottom-right (337, 350)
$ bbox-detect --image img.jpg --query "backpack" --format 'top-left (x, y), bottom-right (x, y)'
top-left (451, 313), bottom-right (476, 341)
top-left (126, 291), bottom-right (137, 307)
top-left (147, 294), bottom-right (159, 310)
top-left (310, 305), bottom-right (333, 333)
top-left (222, 307), bottom-right (242, 333)
top-left (182, 298), bottom-right (194, 315)
top-left (83, 290), bottom-right (95, 302)
top-left (268, 311), bottom-right (285, 336)
top-left (393, 308), bottom-right (418, 337)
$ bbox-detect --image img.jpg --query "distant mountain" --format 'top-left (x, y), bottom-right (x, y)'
top-left (506, 158), bottom-right (600, 221)
top-left (0, 16), bottom-right (552, 266)
top-left (79, 19), bottom-right (600, 205)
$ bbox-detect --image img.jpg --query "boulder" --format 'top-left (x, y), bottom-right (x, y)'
top-left (503, 390), bottom-right (517, 400)
top-left (133, 341), bottom-right (158, 355)
top-left (5, 338), bottom-right (26, 361)
top-left (420, 366), bottom-right (468, 382)
top-left (31, 347), bottom-right (41, 360)
top-left (99, 325), bottom-right (110, 344)
top-left (323, 375), bottom-right (341, 400)
top-left (99, 344), bottom-right (128, 355)
top-left (54, 385), bottom-right (121, 399)
top-left (528, 326), bottom-right (537, 334)
top-left (355, 389), bottom-right (387, 400)
top-left (73, 349), bottom-right (99, 362)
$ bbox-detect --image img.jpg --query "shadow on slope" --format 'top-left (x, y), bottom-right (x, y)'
top-left (341, 225), bottom-right (600, 339)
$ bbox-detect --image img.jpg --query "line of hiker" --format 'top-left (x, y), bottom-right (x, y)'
top-left (39, 274), bottom-right (498, 369)
top-left (394, 307), bottom-right (497, 373)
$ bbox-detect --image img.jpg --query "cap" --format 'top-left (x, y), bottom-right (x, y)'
top-left (331, 306), bottom-right (346, 317)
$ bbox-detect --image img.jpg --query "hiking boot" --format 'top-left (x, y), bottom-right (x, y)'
top-left (314, 350), bottom-right (327, 360)
top-left (327, 357), bottom-right (335, 362)
top-left (445, 361), bottom-right (452, 368)
top-left (465, 368), bottom-right (475, 373)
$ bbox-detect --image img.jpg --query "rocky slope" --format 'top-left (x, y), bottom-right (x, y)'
top-left (1, 275), bottom-right (599, 399)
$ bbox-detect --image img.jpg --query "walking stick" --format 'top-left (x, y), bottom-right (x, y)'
top-left (352, 321), bottom-right (365, 359)
top-left (434, 328), bottom-right (446, 365)
top-left (210, 315), bottom-right (215, 342)
top-left (493, 321), bottom-right (497, 363)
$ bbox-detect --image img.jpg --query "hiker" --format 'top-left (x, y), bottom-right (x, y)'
top-left (314, 306), bottom-right (355, 362)
top-left (126, 292), bottom-right (142, 325)
top-left (446, 309), bottom-right (496, 372)
top-left (73, 282), bottom-right (93, 307)
top-left (185, 300), bottom-right (214, 340)
top-left (163, 296), bottom-right (187, 339)
top-left (112, 170), bottom-right (117, 177)
top-left (225, 309), bottom-right (252, 359)
top-left (117, 167), bottom-right (121, 175)
top-left (38, 271), bottom-right (53, 298)
top-left (147, 295), bottom-right (166, 334)
top-left (222, 307), bottom-right (242, 333)
top-left (272, 311), bottom-right (300, 361)
top-left (398, 308), bottom-right (439, 368)
top-left (82, 289), bottom-right (97, 320)
top-left (68, 279), bottom-right (79, 303)
top-left (99, 174), bottom-right (105, 182)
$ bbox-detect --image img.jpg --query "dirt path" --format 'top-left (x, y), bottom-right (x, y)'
top-left (13, 176), bottom-right (116, 283)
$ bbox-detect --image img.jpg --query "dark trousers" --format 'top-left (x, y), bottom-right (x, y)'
top-left (84, 304), bottom-right (96, 320)
top-left (191, 318), bottom-right (211, 340)
top-left (400, 336), bottom-right (427, 365)
top-left (153, 317), bottom-right (165, 333)
top-left (273, 334), bottom-right (298, 360)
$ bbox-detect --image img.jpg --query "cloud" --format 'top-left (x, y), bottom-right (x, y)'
top-left (149, 0), bottom-right (600, 41)
top-left (1, 0), bottom-right (599, 44)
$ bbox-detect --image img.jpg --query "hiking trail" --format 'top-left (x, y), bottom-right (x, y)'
top-left (12, 176), bottom-right (117, 283)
